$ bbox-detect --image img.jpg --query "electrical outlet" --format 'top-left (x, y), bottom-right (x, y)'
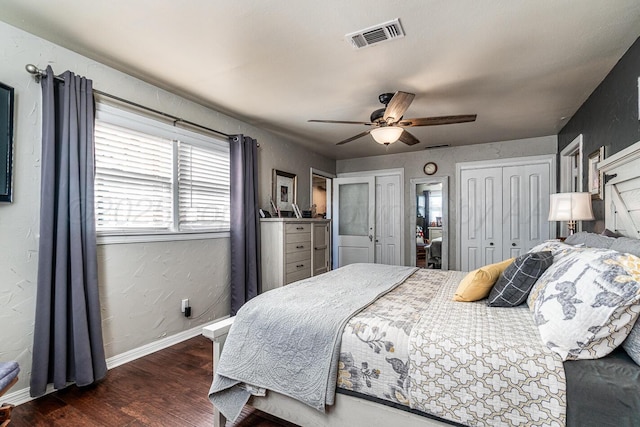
top-left (181, 298), bottom-right (189, 313)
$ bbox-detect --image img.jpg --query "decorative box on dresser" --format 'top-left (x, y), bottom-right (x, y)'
top-left (260, 218), bottom-right (331, 293)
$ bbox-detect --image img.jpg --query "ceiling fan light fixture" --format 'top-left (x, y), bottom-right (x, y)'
top-left (371, 126), bottom-right (403, 145)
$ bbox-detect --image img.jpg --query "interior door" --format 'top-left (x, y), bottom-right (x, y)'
top-left (502, 163), bottom-right (550, 257)
top-left (312, 221), bottom-right (330, 275)
top-left (375, 174), bottom-right (402, 265)
top-left (459, 167), bottom-right (503, 271)
top-left (333, 176), bottom-right (375, 268)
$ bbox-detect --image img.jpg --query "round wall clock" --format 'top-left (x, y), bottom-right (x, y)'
top-left (423, 162), bottom-right (437, 175)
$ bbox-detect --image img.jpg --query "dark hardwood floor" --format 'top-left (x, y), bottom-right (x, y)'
top-left (11, 336), bottom-right (296, 426)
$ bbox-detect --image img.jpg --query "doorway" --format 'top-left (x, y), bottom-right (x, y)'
top-left (310, 168), bottom-right (333, 219)
top-left (410, 177), bottom-right (448, 270)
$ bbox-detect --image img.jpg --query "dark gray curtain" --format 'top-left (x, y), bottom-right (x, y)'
top-left (230, 135), bottom-right (261, 315)
top-left (30, 66), bottom-right (107, 397)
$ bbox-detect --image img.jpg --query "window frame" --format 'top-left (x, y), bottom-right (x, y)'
top-left (94, 103), bottom-right (230, 245)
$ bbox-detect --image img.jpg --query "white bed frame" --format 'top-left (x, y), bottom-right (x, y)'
top-left (203, 140), bottom-right (640, 427)
top-left (203, 319), bottom-right (450, 427)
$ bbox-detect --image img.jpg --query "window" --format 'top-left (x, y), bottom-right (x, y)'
top-left (94, 104), bottom-right (230, 238)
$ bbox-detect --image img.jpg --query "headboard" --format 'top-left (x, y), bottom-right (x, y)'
top-left (599, 140), bottom-right (640, 238)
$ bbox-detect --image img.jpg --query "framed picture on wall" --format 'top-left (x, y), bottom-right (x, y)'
top-left (588, 146), bottom-right (605, 200)
top-left (272, 169), bottom-right (297, 214)
top-left (0, 82), bottom-right (14, 203)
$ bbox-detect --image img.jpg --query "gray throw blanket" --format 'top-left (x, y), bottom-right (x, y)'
top-left (209, 263), bottom-right (417, 421)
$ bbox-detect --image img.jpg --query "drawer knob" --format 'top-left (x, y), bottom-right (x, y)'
top-left (296, 245), bottom-right (304, 249)
top-left (296, 264), bottom-right (304, 268)
top-left (296, 227), bottom-right (304, 230)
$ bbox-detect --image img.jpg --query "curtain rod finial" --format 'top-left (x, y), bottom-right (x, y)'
top-left (25, 64), bottom-right (43, 82)
top-left (25, 64), bottom-right (39, 74)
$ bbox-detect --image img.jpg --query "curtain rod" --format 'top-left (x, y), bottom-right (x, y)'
top-left (25, 64), bottom-right (232, 140)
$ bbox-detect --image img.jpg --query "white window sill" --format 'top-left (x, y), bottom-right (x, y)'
top-left (97, 231), bottom-right (230, 245)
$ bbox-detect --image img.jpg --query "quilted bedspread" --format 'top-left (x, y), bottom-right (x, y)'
top-left (338, 269), bottom-right (567, 427)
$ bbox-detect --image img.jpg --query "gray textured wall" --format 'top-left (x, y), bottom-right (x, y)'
top-left (337, 135), bottom-right (558, 268)
top-left (0, 21), bottom-right (334, 395)
top-left (558, 37), bottom-right (640, 231)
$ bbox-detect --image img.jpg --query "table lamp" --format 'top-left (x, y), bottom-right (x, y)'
top-left (548, 192), bottom-right (594, 235)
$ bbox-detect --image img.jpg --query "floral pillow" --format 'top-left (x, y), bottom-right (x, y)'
top-left (529, 246), bottom-right (640, 360)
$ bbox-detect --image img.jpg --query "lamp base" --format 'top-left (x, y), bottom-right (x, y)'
top-left (567, 221), bottom-right (577, 235)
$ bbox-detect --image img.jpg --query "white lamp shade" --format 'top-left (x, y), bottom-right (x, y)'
top-left (370, 126), bottom-right (403, 145)
top-left (548, 192), bottom-right (595, 221)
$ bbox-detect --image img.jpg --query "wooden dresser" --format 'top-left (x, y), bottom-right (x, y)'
top-left (260, 218), bottom-right (331, 292)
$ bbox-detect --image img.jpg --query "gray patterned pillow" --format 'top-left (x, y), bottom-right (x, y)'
top-left (487, 251), bottom-right (553, 307)
top-left (623, 321), bottom-right (640, 366)
top-left (530, 247), bottom-right (640, 360)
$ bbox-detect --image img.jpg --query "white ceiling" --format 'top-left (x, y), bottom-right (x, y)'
top-left (1, 1), bottom-right (639, 160)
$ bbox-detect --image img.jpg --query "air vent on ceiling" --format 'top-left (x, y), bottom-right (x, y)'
top-left (424, 144), bottom-right (450, 150)
top-left (346, 18), bottom-right (405, 49)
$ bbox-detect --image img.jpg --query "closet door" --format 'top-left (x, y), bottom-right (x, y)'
top-left (502, 164), bottom-right (550, 257)
top-left (459, 167), bottom-right (503, 271)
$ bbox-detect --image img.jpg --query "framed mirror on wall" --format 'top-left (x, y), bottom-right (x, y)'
top-left (0, 82), bottom-right (14, 203)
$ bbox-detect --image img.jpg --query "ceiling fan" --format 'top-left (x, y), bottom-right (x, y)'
top-left (308, 91), bottom-right (476, 146)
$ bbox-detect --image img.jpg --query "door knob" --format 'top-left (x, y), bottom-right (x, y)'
top-left (512, 243), bottom-right (516, 247)
top-left (369, 235), bottom-right (373, 242)
top-left (489, 242), bottom-right (494, 246)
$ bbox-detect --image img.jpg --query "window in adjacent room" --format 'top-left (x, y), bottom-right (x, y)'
top-left (94, 103), bottom-right (230, 241)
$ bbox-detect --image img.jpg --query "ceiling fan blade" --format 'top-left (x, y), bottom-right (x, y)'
top-left (383, 91), bottom-right (415, 123)
top-left (336, 130), bottom-right (372, 145)
top-left (398, 130), bottom-right (420, 146)
top-left (398, 114), bottom-right (477, 127)
top-left (308, 119), bottom-right (373, 125)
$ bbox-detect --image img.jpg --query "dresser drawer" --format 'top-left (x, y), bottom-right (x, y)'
top-left (286, 249), bottom-right (311, 263)
top-left (286, 258), bottom-right (311, 274)
top-left (285, 268), bottom-right (312, 284)
top-left (286, 241), bottom-right (311, 254)
top-left (285, 232), bottom-right (311, 244)
top-left (285, 223), bottom-right (311, 234)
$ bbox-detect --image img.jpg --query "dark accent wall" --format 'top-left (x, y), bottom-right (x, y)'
top-left (558, 37), bottom-right (640, 232)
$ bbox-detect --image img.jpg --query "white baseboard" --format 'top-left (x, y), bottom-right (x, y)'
top-left (3, 317), bottom-right (225, 406)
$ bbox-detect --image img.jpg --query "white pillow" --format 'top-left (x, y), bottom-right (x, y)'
top-left (529, 246), bottom-right (640, 360)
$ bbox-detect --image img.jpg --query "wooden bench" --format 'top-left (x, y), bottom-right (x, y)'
top-left (0, 361), bottom-right (19, 427)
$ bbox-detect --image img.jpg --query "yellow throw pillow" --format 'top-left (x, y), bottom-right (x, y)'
top-left (453, 258), bottom-right (515, 302)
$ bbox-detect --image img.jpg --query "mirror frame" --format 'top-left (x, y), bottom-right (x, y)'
top-left (0, 82), bottom-right (14, 203)
top-left (410, 176), bottom-right (449, 270)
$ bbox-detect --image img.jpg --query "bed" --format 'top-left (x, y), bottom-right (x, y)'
top-left (204, 141), bottom-right (640, 427)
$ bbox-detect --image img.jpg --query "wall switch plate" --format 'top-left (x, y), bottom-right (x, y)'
top-left (181, 298), bottom-right (189, 313)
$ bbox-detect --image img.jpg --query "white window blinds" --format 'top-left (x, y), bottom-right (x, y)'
top-left (94, 103), bottom-right (230, 235)
top-left (178, 142), bottom-right (230, 231)
top-left (95, 121), bottom-right (173, 230)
